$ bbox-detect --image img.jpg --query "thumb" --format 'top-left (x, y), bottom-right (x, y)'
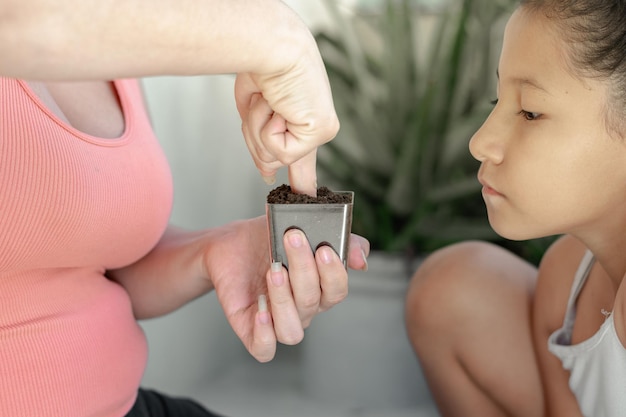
top-left (249, 295), bottom-right (277, 363)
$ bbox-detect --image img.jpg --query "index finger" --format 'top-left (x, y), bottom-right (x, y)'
top-left (288, 150), bottom-right (318, 197)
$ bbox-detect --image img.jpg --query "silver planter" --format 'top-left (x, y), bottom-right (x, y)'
top-left (266, 192), bottom-right (354, 269)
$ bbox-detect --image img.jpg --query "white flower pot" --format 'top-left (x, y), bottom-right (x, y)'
top-left (300, 252), bottom-right (430, 410)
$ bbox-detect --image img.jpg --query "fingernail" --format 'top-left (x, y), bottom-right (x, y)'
top-left (271, 261), bottom-right (282, 272)
top-left (361, 248), bottom-right (369, 271)
top-left (319, 246), bottom-right (334, 264)
top-left (271, 262), bottom-right (284, 286)
top-left (263, 175), bottom-right (276, 185)
top-left (258, 295), bottom-right (270, 324)
top-left (287, 230), bottom-right (304, 248)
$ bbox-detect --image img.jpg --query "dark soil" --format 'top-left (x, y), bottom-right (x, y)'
top-left (267, 184), bottom-right (352, 204)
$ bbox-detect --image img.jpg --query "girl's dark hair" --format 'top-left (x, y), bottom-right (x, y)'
top-left (520, 0), bottom-right (626, 135)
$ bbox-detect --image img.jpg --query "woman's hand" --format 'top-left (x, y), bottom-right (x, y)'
top-left (204, 216), bottom-right (369, 362)
top-left (234, 44), bottom-right (339, 197)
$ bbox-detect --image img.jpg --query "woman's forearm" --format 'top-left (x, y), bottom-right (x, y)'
top-left (107, 225), bottom-right (214, 320)
top-left (0, 0), bottom-right (313, 80)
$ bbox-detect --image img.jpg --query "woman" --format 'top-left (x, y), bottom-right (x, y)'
top-left (0, 1), bottom-right (370, 416)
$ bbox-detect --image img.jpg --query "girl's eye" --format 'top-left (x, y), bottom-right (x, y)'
top-left (519, 110), bottom-right (540, 121)
top-left (490, 99), bottom-right (541, 120)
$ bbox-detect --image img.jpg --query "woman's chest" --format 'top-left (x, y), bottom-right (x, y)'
top-left (27, 80), bottom-right (126, 139)
top-left (0, 78), bottom-right (173, 271)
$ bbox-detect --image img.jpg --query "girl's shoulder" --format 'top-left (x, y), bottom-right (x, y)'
top-left (537, 235), bottom-right (615, 345)
top-left (538, 235), bottom-right (588, 282)
top-left (534, 235), bottom-right (588, 332)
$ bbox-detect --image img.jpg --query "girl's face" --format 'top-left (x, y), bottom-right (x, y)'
top-left (469, 7), bottom-right (626, 242)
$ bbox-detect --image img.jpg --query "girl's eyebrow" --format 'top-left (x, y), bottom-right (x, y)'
top-left (496, 68), bottom-right (552, 95)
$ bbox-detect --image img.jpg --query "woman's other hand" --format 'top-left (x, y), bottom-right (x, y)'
top-left (204, 216), bottom-right (369, 362)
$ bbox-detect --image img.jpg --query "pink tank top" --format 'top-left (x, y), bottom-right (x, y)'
top-left (0, 78), bottom-right (173, 416)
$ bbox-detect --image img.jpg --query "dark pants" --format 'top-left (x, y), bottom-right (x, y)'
top-left (125, 389), bottom-right (225, 417)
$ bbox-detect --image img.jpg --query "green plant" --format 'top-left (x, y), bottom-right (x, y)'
top-left (315, 0), bottom-right (554, 262)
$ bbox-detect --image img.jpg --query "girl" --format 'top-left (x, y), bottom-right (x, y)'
top-left (405, 1), bottom-right (626, 416)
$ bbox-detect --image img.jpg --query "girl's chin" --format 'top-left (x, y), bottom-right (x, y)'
top-left (488, 221), bottom-right (539, 242)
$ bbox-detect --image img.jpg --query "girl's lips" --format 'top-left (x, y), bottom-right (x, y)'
top-left (482, 185), bottom-right (502, 196)
top-left (478, 176), bottom-right (503, 197)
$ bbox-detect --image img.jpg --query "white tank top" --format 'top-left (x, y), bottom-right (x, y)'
top-left (548, 250), bottom-right (626, 417)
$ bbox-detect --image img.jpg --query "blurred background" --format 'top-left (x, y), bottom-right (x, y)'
top-left (137, 1), bottom-right (544, 416)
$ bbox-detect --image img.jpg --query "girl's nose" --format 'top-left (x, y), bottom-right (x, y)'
top-left (469, 112), bottom-right (504, 164)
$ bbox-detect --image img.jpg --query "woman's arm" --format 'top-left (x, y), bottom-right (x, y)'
top-left (107, 218), bottom-right (370, 362)
top-left (1, 0), bottom-right (338, 195)
top-left (106, 225), bottom-right (215, 320)
top-left (0, 0), bottom-right (311, 80)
